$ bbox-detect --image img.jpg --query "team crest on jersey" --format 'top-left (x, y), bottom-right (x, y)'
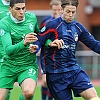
top-left (40, 26), bottom-right (46, 32)
top-left (0, 29), bottom-right (5, 36)
top-left (74, 32), bottom-right (78, 42)
top-left (29, 23), bottom-right (34, 31)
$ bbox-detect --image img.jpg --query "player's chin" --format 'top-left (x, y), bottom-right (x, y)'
top-left (68, 20), bottom-right (72, 23)
top-left (18, 17), bottom-right (24, 21)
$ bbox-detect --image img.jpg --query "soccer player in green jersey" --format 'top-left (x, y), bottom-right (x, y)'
top-left (0, 0), bottom-right (39, 99)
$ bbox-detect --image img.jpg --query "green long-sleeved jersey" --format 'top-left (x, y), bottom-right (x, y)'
top-left (0, 12), bottom-right (39, 66)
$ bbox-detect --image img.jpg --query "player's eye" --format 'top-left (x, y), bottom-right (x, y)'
top-left (15, 7), bottom-right (25, 10)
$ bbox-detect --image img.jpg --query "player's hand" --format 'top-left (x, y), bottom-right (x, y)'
top-left (49, 39), bottom-right (64, 49)
top-left (24, 33), bottom-right (38, 46)
top-left (29, 44), bottom-right (38, 53)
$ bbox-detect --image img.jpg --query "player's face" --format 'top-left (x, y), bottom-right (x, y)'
top-left (62, 5), bottom-right (76, 23)
top-left (51, 4), bottom-right (62, 18)
top-left (9, 3), bottom-right (26, 21)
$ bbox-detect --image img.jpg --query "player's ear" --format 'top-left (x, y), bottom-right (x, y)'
top-left (9, 6), bottom-right (12, 12)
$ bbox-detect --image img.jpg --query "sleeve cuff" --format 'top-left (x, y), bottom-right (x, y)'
top-left (45, 39), bottom-right (52, 47)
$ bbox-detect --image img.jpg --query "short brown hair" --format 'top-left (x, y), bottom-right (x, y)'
top-left (10, 0), bottom-right (25, 7)
top-left (61, 0), bottom-right (79, 9)
top-left (50, 0), bottom-right (61, 7)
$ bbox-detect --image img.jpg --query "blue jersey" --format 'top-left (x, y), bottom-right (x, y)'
top-left (36, 16), bottom-right (100, 73)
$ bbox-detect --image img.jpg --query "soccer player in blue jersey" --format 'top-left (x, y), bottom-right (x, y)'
top-left (30, 0), bottom-right (100, 100)
top-left (40, 0), bottom-right (62, 100)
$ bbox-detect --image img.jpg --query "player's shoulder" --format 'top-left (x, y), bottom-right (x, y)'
top-left (25, 12), bottom-right (37, 19)
top-left (72, 20), bottom-right (87, 33)
top-left (73, 21), bottom-right (83, 26)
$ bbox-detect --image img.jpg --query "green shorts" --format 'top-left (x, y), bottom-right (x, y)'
top-left (0, 62), bottom-right (38, 89)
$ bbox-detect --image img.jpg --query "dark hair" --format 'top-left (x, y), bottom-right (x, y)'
top-left (61, 0), bottom-right (79, 9)
top-left (10, 0), bottom-right (25, 7)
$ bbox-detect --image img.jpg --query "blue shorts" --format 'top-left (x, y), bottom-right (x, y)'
top-left (46, 69), bottom-right (93, 100)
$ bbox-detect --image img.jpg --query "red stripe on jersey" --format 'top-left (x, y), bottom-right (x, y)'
top-left (38, 28), bottom-right (58, 69)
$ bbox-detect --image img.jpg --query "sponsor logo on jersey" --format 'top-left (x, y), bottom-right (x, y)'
top-left (61, 44), bottom-right (76, 49)
top-left (29, 23), bottom-right (34, 31)
top-left (0, 29), bottom-right (5, 36)
top-left (61, 45), bottom-right (69, 49)
top-left (40, 26), bottom-right (46, 32)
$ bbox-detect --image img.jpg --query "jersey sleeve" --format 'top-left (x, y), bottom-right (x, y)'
top-left (78, 23), bottom-right (100, 54)
top-left (40, 16), bottom-right (53, 47)
top-left (35, 21), bottom-right (58, 49)
top-left (35, 22), bottom-right (39, 33)
top-left (34, 17), bottom-right (39, 33)
top-left (45, 39), bottom-right (52, 47)
top-left (0, 22), bottom-right (25, 56)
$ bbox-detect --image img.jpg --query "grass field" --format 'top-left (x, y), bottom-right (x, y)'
top-left (9, 86), bottom-right (100, 100)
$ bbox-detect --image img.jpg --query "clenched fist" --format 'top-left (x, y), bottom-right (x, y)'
top-left (24, 33), bottom-right (38, 46)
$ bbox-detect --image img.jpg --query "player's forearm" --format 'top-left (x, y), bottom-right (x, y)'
top-left (1, 33), bottom-right (25, 56)
top-left (5, 41), bottom-right (25, 56)
top-left (4, 41), bottom-right (25, 56)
